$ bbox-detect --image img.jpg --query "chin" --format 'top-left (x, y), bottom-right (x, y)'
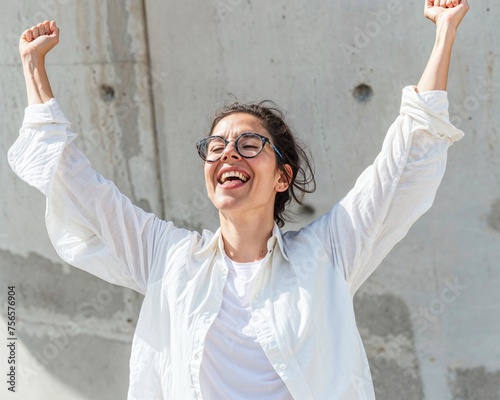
top-left (212, 196), bottom-right (243, 213)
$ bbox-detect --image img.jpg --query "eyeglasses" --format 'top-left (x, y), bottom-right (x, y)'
top-left (196, 132), bottom-right (283, 163)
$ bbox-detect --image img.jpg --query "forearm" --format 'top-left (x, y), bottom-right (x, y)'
top-left (417, 23), bottom-right (457, 92)
top-left (417, 0), bottom-right (469, 92)
top-left (417, 23), bottom-right (457, 93)
top-left (417, 0), bottom-right (469, 93)
top-left (22, 54), bottom-right (54, 105)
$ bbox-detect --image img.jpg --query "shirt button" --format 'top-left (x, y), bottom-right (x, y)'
top-left (194, 352), bottom-right (201, 360)
top-left (279, 363), bottom-right (287, 370)
top-left (222, 267), bottom-right (228, 274)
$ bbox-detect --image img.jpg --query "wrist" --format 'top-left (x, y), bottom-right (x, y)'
top-left (21, 52), bottom-right (54, 105)
top-left (433, 23), bottom-right (456, 53)
top-left (21, 52), bottom-right (46, 71)
top-left (435, 20), bottom-right (458, 41)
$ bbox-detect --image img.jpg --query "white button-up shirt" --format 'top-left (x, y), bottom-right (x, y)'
top-left (8, 86), bottom-right (464, 400)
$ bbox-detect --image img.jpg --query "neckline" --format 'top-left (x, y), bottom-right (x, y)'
top-left (225, 255), bottom-right (263, 270)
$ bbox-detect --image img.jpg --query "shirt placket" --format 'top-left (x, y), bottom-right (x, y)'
top-left (250, 245), bottom-right (314, 400)
top-left (189, 253), bottom-right (228, 399)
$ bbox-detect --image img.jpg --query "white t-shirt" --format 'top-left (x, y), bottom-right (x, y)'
top-left (200, 256), bottom-right (293, 399)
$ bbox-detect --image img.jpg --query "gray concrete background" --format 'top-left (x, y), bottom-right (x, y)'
top-left (1, 0), bottom-right (499, 399)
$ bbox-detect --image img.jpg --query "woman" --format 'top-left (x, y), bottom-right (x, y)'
top-left (10, 1), bottom-right (469, 399)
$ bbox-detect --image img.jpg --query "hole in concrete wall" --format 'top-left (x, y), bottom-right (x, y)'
top-left (100, 84), bottom-right (115, 103)
top-left (487, 198), bottom-right (500, 233)
top-left (353, 83), bottom-right (373, 103)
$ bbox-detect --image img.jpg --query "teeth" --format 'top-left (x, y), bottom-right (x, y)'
top-left (220, 171), bottom-right (249, 183)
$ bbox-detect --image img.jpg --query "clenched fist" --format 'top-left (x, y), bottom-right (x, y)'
top-left (19, 21), bottom-right (59, 60)
top-left (424, 0), bottom-right (470, 29)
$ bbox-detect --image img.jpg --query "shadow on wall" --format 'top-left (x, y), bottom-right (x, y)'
top-left (487, 198), bottom-right (500, 233)
top-left (0, 249), bottom-right (141, 399)
top-left (354, 292), bottom-right (425, 400)
top-left (354, 291), bottom-right (500, 400)
top-left (450, 367), bottom-right (500, 400)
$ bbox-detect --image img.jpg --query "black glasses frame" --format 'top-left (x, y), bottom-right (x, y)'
top-left (196, 132), bottom-right (284, 163)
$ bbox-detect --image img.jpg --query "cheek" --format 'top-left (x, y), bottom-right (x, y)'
top-left (203, 166), bottom-right (214, 192)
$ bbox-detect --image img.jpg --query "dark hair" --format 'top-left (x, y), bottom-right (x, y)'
top-left (209, 100), bottom-right (316, 227)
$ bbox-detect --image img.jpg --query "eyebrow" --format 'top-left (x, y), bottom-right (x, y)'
top-left (209, 130), bottom-right (262, 138)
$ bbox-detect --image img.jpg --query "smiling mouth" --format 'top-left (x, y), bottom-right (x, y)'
top-left (218, 171), bottom-right (250, 185)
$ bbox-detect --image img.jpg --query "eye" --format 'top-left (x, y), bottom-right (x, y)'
top-left (238, 135), bottom-right (262, 152)
top-left (206, 138), bottom-right (226, 154)
top-left (241, 144), bottom-right (259, 150)
top-left (209, 146), bottom-right (225, 153)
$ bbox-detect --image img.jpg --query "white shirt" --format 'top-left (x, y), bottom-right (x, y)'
top-left (8, 86), bottom-right (464, 400)
top-left (200, 256), bottom-right (293, 399)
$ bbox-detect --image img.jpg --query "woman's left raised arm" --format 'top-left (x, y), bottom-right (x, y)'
top-left (300, 1), bottom-right (469, 296)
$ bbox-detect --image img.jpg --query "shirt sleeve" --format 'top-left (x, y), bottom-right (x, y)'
top-left (302, 85), bottom-right (465, 296)
top-left (8, 99), bottom-right (190, 294)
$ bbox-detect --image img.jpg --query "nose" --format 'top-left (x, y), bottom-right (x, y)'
top-left (220, 141), bottom-right (241, 161)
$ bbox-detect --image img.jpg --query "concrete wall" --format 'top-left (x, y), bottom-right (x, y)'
top-left (1, 0), bottom-right (499, 399)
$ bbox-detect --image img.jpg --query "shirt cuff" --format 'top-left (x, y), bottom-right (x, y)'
top-left (417, 90), bottom-right (449, 117)
top-left (400, 86), bottom-right (464, 143)
top-left (23, 98), bottom-right (71, 126)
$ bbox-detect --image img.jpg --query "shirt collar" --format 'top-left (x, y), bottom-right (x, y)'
top-left (209, 222), bottom-right (288, 261)
top-left (267, 222), bottom-right (289, 261)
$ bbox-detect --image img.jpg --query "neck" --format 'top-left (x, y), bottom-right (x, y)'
top-left (219, 211), bottom-right (275, 263)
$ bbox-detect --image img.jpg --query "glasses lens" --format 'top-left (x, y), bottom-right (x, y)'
top-left (237, 134), bottom-right (264, 158)
top-left (203, 137), bottom-right (226, 161)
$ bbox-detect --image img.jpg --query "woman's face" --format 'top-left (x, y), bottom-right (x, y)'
top-left (204, 112), bottom-right (289, 220)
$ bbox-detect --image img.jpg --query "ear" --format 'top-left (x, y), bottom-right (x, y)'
top-left (276, 164), bottom-right (293, 193)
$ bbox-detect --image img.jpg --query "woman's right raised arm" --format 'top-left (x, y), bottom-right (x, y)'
top-left (19, 20), bottom-right (58, 105)
top-left (11, 21), bottom-right (193, 294)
